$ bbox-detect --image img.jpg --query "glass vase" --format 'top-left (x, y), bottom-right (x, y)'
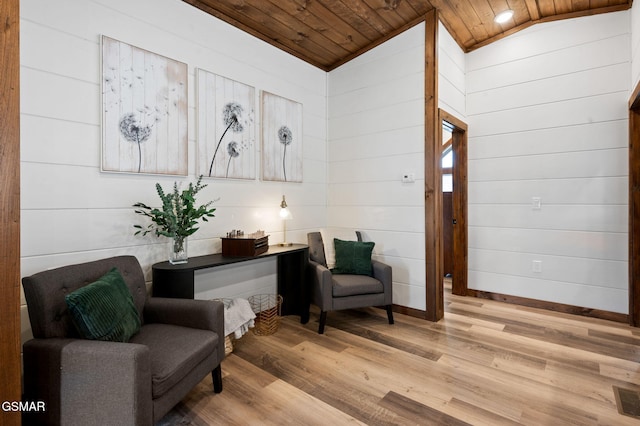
top-left (169, 235), bottom-right (188, 265)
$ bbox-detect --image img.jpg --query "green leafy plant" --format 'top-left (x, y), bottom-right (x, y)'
top-left (133, 175), bottom-right (216, 239)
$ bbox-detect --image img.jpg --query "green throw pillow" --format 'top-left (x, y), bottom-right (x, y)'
top-left (331, 238), bottom-right (375, 276)
top-left (65, 267), bottom-right (141, 342)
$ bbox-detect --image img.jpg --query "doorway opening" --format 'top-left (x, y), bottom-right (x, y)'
top-left (628, 83), bottom-right (640, 326)
top-left (439, 110), bottom-right (468, 296)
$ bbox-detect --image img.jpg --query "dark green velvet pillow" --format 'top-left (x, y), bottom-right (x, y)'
top-left (331, 238), bottom-right (375, 275)
top-left (65, 267), bottom-right (141, 342)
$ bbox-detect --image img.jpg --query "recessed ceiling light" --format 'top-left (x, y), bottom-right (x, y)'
top-left (495, 10), bottom-right (514, 24)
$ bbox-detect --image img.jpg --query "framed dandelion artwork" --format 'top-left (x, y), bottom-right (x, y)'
top-left (101, 35), bottom-right (188, 175)
top-left (196, 68), bottom-right (255, 180)
top-left (261, 91), bottom-right (303, 183)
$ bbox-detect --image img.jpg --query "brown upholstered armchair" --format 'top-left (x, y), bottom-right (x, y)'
top-left (21, 255), bottom-right (224, 425)
top-left (307, 231), bottom-right (394, 334)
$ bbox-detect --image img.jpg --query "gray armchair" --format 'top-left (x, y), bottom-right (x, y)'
top-left (307, 232), bottom-right (394, 334)
top-left (21, 255), bottom-right (224, 425)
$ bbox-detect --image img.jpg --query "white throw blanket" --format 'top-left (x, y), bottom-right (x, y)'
top-left (223, 298), bottom-right (256, 339)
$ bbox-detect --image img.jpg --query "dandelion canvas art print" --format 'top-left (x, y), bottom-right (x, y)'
top-left (196, 69), bottom-right (255, 180)
top-left (102, 36), bottom-right (188, 175)
top-left (261, 91), bottom-right (303, 183)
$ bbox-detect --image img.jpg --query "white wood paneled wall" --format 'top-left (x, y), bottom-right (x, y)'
top-left (328, 24), bottom-right (426, 310)
top-left (326, 22), bottom-right (465, 311)
top-left (19, 0), bottom-right (638, 345)
top-left (438, 22), bottom-right (467, 121)
top-left (632, 1), bottom-right (640, 89)
top-left (20, 0), bottom-right (328, 341)
top-left (466, 11), bottom-right (630, 313)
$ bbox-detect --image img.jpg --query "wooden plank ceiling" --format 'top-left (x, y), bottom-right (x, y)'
top-left (183, 0), bottom-right (631, 71)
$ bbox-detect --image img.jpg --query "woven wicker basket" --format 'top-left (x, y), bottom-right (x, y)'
top-left (212, 298), bottom-right (235, 355)
top-left (248, 294), bottom-right (282, 336)
top-left (224, 335), bottom-right (233, 356)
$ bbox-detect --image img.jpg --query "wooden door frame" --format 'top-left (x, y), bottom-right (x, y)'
top-left (439, 109), bottom-right (468, 296)
top-left (424, 9), bottom-right (442, 321)
top-left (1, 0), bottom-right (22, 423)
top-left (629, 82), bottom-right (640, 326)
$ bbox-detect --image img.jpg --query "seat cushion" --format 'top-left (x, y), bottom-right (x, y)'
top-left (129, 323), bottom-right (218, 398)
top-left (332, 274), bottom-right (383, 297)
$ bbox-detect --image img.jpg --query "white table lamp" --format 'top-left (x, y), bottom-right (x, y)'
top-left (279, 195), bottom-right (293, 246)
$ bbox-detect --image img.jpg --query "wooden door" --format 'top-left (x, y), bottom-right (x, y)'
top-left (439, 110), bottom-right (468, 297)
top-left (443, 192), bottom-right (453, 277)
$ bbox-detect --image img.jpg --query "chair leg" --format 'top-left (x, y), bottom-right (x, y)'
top-left (318, 311), bottom-right (327, 334)
top-left (386, 305), bottom-right (394, 324)
top-left (212, 365), bottom-right (222, 393)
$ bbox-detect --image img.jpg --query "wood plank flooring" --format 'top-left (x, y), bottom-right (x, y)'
top-left (158, 286), bottom-right (640, 425)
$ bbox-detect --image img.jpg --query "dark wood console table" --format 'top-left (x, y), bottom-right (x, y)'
top-left (152, 244), bottom-right (309, 323)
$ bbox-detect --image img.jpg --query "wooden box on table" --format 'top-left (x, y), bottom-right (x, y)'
top-left (221, 235), bottom-right (269, 257)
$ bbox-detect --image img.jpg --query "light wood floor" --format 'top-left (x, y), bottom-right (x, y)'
top-left (158, 285), bottom-right (640, 425)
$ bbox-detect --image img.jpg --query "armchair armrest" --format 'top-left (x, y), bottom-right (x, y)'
top-left (144, 298), bottom-right (225, 361)
top-left (23, 338), bottom-right (152, 425)
top-left (372, 260), bottom-right (393, 305)
top-left (144, 297), bottom-right (223, 332)
top-left (308, 260), bottom-right (333, 311)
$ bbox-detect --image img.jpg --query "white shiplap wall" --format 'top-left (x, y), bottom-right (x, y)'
top-left (438, 22), bottom-right (466, 121)
top-left (20, 0), bottom-right (327, 340)
top-left (19, 0), bottom-right (637, 346)
top-left (325, 22), bottom-right (464, 312)
top-left (632, 1), bottom-right (640, 89)
top-left (466, 11), bottom-right (630, 313)
top-left (327, 24), bottom-right (426, 310)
